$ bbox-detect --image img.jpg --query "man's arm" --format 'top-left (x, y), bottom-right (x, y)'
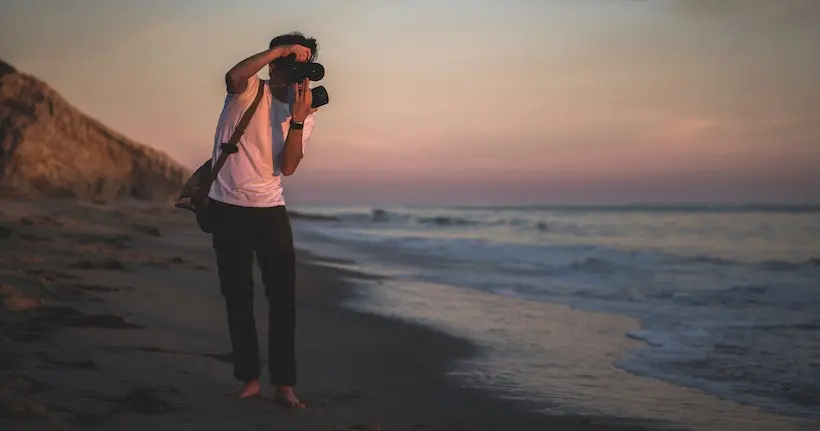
top-left (281, 115), bottom-right (316, 176)
top-left (225, 45), bottom-right (311, 94)
top-left (281, 80), bottom-right (318, 176)
top-left (280, 125), bottom-right (306, 177)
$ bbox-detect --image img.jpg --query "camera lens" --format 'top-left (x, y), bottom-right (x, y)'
top-left (305, 63), bottom-right (325, 81)
top-left (311, 86), bottom-right (329, 108)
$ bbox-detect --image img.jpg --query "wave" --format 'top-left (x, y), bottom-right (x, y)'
top-left (287, 210), bottom-right (342, 222)
top-left (293, 207), bottom-right (555, 232)
top-left (626, 329), bottom-right (667, 347)
top-left (667, 254), bottom-right (820, 272)
top-left (290, 207), bottom-right (819, 274)
top-left (442, 203), bottom-right (820, 213)
top-left (417, 216), bottom-right (478, 227)
top-left (296, 207), bottom-right (818, 248)
top-left (758, 257), bottom-right (820, 271)
top-left (293, 207), bottom-right (484, 228)
top-left (667, 284), bottom-right (814, 310)
top-left (309, 231), bottom-right (818, 279)
top-left (723, 321), bottom-right (820, 331)
top-left (370, 208), bottom-right (391, 222)
top-left (685, 255), bottom-right (736, 266)
top-left (681, 255), bottom-right (820, 270)
top-left (564, 252), bottom-right (820, 277)
top-left (570, 257), bottom-right (617, 273)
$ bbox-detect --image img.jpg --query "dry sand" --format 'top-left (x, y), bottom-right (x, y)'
top-left (0, 198), bottom-right (668, 430)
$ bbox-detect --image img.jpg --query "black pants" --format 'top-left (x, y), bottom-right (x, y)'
top-left (210, 199), bottom-right (297, 386)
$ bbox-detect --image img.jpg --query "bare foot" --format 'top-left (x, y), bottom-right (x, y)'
top-left (235, 379), bottom-right (261, 399)
top-left (274, 386), bottom-right (306, 408)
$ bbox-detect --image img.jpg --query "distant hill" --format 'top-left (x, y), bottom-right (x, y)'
top-left (0, 58), bottom-right (190, 202)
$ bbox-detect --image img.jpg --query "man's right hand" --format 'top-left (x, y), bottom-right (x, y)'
top-left (226, 45), bottom-right (312, 94)
top-left (277, 45), bottom-right (311, 62)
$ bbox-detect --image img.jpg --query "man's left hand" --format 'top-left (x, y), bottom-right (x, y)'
top-left (292, 78), bottom-right (317, 122)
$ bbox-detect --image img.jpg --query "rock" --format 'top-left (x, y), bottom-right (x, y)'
top-left (0, 58), bottom-right (190, 202)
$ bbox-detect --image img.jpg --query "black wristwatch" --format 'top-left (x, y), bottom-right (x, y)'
top-left (290, 119), bottom-right (304, 130)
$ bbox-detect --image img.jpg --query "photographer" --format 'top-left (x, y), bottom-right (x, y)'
top-left (207, 31), bottom-right (321, 409)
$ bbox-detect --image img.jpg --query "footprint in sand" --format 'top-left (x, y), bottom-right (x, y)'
top-left (0, 374), bottom-right (49, 419)
top-left (131, 224), bottom-right (161, 237)
top-left (69, 259), bottom-right (127, 271)
top-left (110, 386), bottom-right (180, 415)
top-left (0, 286), bottom-right (43, 312)
top-left (24, 269), bottom-right (79, 281)
top-left (63, 283), bottom-right (121, 293)
top-left (19, 215), bottom-right (63, 227)
top-left (19, 234), bottom-right (55, 242)
top-left (73, 234), bottom-right (132, 249)
top-left (35, 351), bottom-right (99, 370)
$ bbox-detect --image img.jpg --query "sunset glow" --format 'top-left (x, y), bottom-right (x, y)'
top-left (2, 0), bottom-right (818, 204)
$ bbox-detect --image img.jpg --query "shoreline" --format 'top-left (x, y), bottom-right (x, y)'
top-left (293, 250), bottom-right (670, 430)
top-left (290, 219), bottom-right (820, 431)
top-left (0, 198), bottom-right (671, 430)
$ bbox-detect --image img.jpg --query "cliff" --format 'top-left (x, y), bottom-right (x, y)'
top-left (0, 59), bottom-right (190, 202)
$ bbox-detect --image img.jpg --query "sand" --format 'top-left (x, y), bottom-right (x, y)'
top-left (0, 198), bottom-right (667, 431)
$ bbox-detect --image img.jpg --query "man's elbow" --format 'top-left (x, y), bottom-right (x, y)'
top-left (225, 71), bottom-right (246, 94)
top-left (281, 156), bottom-right (303, 176)
top-left (283, 162), bottom-right (305, 176)
top-left (282, 162), bottom-right (306, 177)
top-left (281, 163), bottom-right (298, 176)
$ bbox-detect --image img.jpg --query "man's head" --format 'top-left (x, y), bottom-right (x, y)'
top-left (269, 31), bottom-right (319, 83)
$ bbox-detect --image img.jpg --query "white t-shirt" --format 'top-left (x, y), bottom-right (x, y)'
top-left (208, 76), bottom-right (315, 207)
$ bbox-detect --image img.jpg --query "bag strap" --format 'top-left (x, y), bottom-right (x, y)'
top-left (203, 79), bottom-right (266, 193)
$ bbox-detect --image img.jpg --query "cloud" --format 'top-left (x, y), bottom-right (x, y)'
top-left (672, 0), bottom-right (820, 21)
top-left (636, 117), bottom-right (731, 148)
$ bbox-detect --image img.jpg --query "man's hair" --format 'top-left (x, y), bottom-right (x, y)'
top-left (269, 31), bottom-right (319, 62)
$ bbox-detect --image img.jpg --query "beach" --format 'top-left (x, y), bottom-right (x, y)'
top-left (0, 198), bottom-right (669, 431)
top-left (3, 2), bottom-right (819, 429)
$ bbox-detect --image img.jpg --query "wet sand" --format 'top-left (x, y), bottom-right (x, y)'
top-left (0, 198), bottom-right (669, 430)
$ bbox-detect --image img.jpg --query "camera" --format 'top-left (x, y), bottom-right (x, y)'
top-left (276, 54), bottom-right (325, 82)
top-left (273, 54), bottom-right (329, 108)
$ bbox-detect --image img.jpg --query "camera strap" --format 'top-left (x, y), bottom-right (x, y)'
top-left (203, 79), bottom-right (266, 193)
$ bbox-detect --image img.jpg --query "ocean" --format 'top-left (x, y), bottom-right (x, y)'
top-left (288, 204), bottom-right (820, 430)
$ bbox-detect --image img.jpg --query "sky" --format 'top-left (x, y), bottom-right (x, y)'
top-left (1, 0), bottom-right (819, 205)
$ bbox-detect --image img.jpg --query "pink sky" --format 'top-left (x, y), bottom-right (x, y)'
top-left (1, 0), bottom-right (818, 204)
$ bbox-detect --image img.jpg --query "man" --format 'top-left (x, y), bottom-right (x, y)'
top-left (207, 31), bottom-right (319, 408)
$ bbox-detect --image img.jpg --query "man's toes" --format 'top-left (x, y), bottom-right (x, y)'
top-left (274, 396), bottom-right (306, 409)
top-left (236, 381), bottom-right (261, 398)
